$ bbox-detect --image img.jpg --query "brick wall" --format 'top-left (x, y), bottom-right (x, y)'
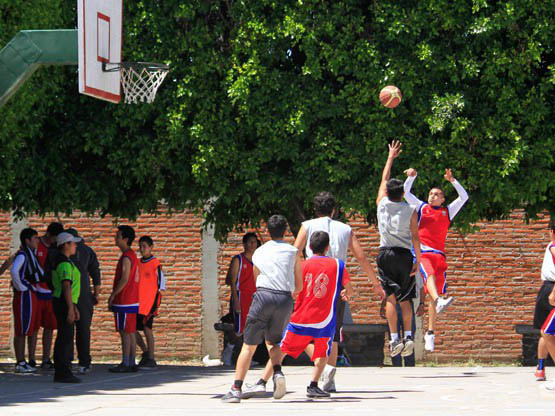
top-left (0, 210), bottom-right (548, 363)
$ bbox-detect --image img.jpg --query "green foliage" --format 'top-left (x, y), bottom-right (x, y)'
top-left (0, 0), bottom-right (554, 240)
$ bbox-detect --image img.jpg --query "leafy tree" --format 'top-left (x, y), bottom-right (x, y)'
top-left (0, 0), bottom-right (553, 240)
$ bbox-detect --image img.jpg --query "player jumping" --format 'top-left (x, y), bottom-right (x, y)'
top-left (403, 167), bottom-right (469, 352)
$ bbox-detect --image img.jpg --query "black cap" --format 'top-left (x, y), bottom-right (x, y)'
top-left (66, 228), bottom-right (79, 238)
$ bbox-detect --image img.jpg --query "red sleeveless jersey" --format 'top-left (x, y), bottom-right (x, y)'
top-left (112, 249), bottom-right (140, 309)
top-left (418, 204), bottom-right (450, 253)
top-left (235, 253), bottom-right (255, 294)
top-left (35, 238), bottom-right (51, 294)
top-left (290, 256), bottom-right (349, 332)
top-left (138, 256), bottom-right (162, 315)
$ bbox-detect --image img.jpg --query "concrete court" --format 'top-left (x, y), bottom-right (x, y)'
top-left (1, 363), bottom-right (554, 415)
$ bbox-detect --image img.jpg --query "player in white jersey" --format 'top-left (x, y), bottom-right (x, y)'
top-left (240, 192), bottom-right (384, 397)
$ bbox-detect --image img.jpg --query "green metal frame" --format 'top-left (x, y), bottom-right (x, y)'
top-left (0, 30), bottom-right (77, 107)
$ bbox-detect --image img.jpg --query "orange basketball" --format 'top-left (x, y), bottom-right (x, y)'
top-left (379, 85), bottom-right (402, 108)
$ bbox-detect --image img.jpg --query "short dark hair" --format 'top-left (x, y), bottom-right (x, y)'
top-left (139, 235), bottom-right (153, 246)
top-left (46, 222), bottom-right (64, 237)
top-left (242, 232), bottom-right (257, 246)
top-left (309, 231), bottom-right (329, 255)
top-left (20, 228), bottom-right (38, 247)
top-left (549, 218), bottom-right (555, 232)
top-left (268, 215), bottom-right (288, 239)
top-left (386, 178), bottom-right (404, 201)
top-left (118, 225), bottom-right (136, 246)
top-left (314, 192), bottom-right (336, 216)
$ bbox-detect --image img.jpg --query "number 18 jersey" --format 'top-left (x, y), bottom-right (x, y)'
top-left (288, 256), bottom-right (350, 338)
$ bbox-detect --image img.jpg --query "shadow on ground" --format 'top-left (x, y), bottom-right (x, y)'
top-left (0, 362), bottom-right (234, 407)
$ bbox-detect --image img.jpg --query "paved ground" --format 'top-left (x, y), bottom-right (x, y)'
top-left (1, 363), bottom-right (554, 415)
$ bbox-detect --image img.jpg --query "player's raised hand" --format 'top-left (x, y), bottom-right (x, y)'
top-left (388, 140), bottom-right (402, 159)
top-left (404, 168), bottom-right (417, 177)
top-left (444, 168), bottom-right (455, 183)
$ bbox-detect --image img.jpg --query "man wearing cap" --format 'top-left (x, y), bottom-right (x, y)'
top-left (66, 228), bottom-right (101, 374)
top-left (52, 232), bottom-right (82, 383)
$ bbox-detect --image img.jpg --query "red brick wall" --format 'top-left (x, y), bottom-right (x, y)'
top-left (0, 210), bottom-right (548, 363)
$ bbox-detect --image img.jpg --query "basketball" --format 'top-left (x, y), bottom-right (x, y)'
top-left (379, 85), bottom-right (402, 108)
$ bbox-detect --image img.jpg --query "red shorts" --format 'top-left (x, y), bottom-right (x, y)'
top-left (114, 312), bottom-right (137, 333)
top-left (420, 253), bottom-right (448, 295)
top-left (13, 290), bottom-right (40, 336)
top-left (37, 298), bottom-right (57, 330)
top-left (542, 309), bottom-right (555, 335)
top-left (280, 331), bottom-right (332, 361)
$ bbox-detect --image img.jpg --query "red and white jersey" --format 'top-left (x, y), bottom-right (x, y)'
top-left (404, 174), bottom-right (469, 254)
top-left (235, 253), bottom-right (256, 294)
top-left (112, 249), bottom-right (140, 313)
top-left (417, 204), bottom-right (450, 253)
top-left (288, 256), bottom-right (349, 338)
top-left (541, 242), bottom-right (555, 282)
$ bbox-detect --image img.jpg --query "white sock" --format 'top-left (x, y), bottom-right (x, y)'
top-left (325, 364), bottom-right (335, 372)
top-left (405, 331), bottom-right (412, 338)
top-left (391, 333), bottom-right (399, 342)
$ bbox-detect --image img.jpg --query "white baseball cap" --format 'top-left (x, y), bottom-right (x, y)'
top-left (57, 232), bottom-right (82, 247)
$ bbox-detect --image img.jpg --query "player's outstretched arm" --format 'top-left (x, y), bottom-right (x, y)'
top-left (376, 140), bottom-right (402, 206)
top-left (349, 232), bottom-right (385, 300)
top-left (403, 168), bottom-right (424, 206)
top-left (444, 168), bottom-right (469, 220)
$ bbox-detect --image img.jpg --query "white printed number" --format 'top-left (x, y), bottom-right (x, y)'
top-left (305, 273), bottom-right (329, 299)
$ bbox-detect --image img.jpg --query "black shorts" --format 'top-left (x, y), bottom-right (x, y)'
top-left (136, 298), bottom-right (158, 331)
top-left (534, 281), bottom-right (555, 329)
top-left (334, 298), bottom-right (346, 343)
top-left (243, 288), bottom-right (293, 346)
top-left (377, 247), bottom-right (415, 301)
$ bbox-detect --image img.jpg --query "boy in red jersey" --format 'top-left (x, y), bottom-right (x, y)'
top-left (403, 168), bottom-right (468, 351)
top-left (136, 236), bottom-right (165, 370)
top-left (108, 225), bottom-right (140, 372)
top-left (280, 231), bottom-right (353, 398)
top-left (230, 233), bottom-right (258, 335)
top-left (33, 222), bottom-right (64, 369)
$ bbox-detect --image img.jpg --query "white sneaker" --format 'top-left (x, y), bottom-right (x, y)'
top-left (401, 337), bottom-right (414, 357)
top-left (424, 332), bottom-right (435, 352)
top-left (78, 364), bottom-right (92, 374)
top-left (321, 366), bottom-right (336, 392)
top-left (389, 339), bottom-right (404, 357)
top-left (542, 380), bottom-right (555, 391)
top-left (15, 362), bottom-right (37, 373)
top-left (436, 297), bottom-right (454, 314)
top-left (241, 382), bottom-right (266, 399)
top-left (272, 372), bottom-right (286, 399)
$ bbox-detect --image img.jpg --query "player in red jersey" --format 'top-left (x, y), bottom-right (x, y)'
top-left (230, 233), bottom-right (258, 335)
top-left (404, 168), bottom-right (468, 352)
top-left (241, 231), bottom-right (353, 400)
top-left (33, 222), bottom-right (64, 369)
top-left (108, 225), bottom-right (140, 373)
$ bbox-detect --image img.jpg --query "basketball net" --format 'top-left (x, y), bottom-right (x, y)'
top-left (119, 63), bottom-right (169, 104)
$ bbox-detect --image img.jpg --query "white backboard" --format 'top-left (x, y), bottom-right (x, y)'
top-left (78, 0), bottom-right (123, 103)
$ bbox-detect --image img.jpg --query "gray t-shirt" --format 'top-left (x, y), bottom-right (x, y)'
top-left (377, 197), bottom-right (415, 250)
top-left (252, 240), bottom-right (298, 293)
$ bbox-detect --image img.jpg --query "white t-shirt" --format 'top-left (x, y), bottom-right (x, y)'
top-left (252, 240), bottom-right (298, 293)
top-left (541, 242), bottom-right (555, 282)
top-left (302, 217), bottom-right (351, 262)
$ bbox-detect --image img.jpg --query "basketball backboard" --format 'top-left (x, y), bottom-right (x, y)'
top-left (78, 0), bottom-right (123, 103)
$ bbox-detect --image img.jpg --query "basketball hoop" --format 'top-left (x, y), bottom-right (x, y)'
top-left (102, 62), bottom-right (169, 104)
